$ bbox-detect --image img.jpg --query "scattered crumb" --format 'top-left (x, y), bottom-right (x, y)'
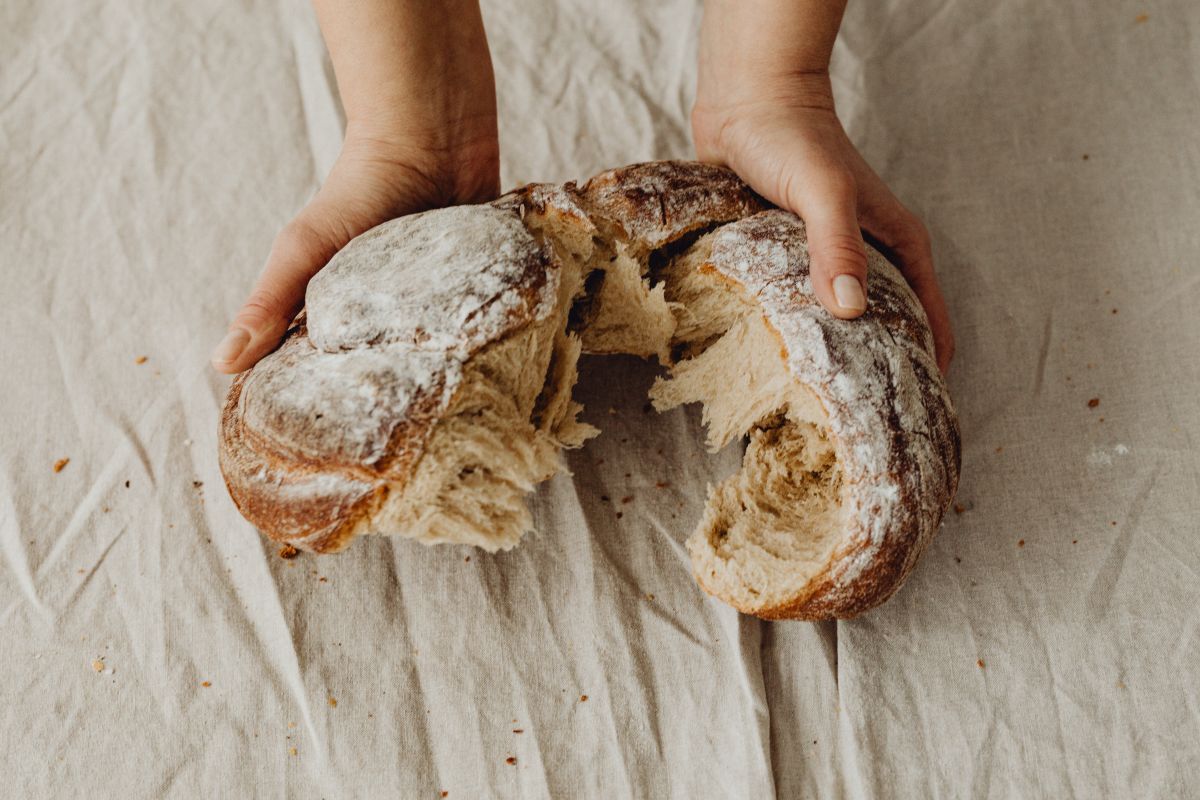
top-left (655, 481), bottom-right (670, 489)
top-left (954, 556), bottom-right (962, 564)
top-left (53, 458), bottom-right (70, 473)
top-left (977, 659), bottom-right (986, 669)
top-left (607, 407), bottom-right (617, 416)
top-left (318, 576), bottom-right (328, 583)
top-left (616, 512), bottom-right (623, 520)
top-left (328, 697), bottom-right (337, 708)
top-left (994, 446), bottom-right (1003, 454)
top-left (1018, 539), bottom-right (1025, 548)
top-left (1081, 153), bottom-right (1090, 161)
top-left (1135, 13), bottom-right (1149, 23)
top-left (1088, 398), bottom-right (1100, 408)
top-left (579, 695), bottom-right (588, 702)
top-left (1111, 308), bottom-right (1118, 314)
top-left (646, 593), bottom-right (655, 601)
top-left (278, 545), bottom-right (299, 559)
top-left (1098, 417), bottom-right (1105, 423)
top-left (124, 480), bottom-right (130, 489)
top-left (600, 495), bottom-right (610, 503)
top-left (512, 729), bottom-right (524, 734)
top-left (1116, 680), bottom-right (1126, 689)
top-left (201, 681), bottom-right (211, 687)
top-left (288, 722), bottom-right (296, 728)
top-left (92, 659), bottom-right (105, 673)
top-left (192, 480), bottom-right (204, 489)
top-left (135, 355), bottom-right (148, 364)
top-left (505, 756), bottom-right (517, 766)
top-left (464, 556), bottom-right (471, 562)
top-left (953, 503), bottom-right (966, 515)
top-left (623, 472), bottom-right (631, 478)
top-left (1072, 540), bottom-right (1078, 544)
top-left (621, 496), bottom-right (633, 504)
top-left (442, 793), bottom-right (449, 798)
top-left (1111, 521), bottom-right (1117, 526)
top-left (290, 747), bottom-right (298, 757)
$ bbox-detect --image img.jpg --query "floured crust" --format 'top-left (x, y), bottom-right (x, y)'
top-left (218, 160), bottom-right (960, 618)
top-left (218, 202), bottom-right (562, 552)
top-left (686, 211), bottom-right (959, 618)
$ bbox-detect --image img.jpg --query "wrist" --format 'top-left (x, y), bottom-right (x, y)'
top-left (695, 0), bottom-right (844, 122)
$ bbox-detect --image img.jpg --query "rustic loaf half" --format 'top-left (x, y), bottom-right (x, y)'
top-left (218, 161), bottom-right (960, 619)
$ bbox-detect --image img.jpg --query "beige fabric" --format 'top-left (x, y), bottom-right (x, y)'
top-left (2, 0), bottom-right (1198, 796)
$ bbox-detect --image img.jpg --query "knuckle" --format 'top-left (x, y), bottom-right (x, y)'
top-left (892, 210), bottom-right (932, 253)
top-left (235, 289), bottom-right (285, 329)
top-left (812, 233), bottom-right (868, 274)
top-left (822, 167), bottom-right (858, 202)
top-left (277, 216), bottom-right (335, 256)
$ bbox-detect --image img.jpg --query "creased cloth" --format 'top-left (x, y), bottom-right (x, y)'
top-left (1, 0), bottom-right (1198, 796)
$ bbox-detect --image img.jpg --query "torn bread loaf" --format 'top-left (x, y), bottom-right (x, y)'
top-left (218, 161), bottom-right (960, 619)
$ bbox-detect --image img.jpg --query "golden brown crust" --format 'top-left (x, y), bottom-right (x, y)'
top-left (217, 161), bottom-right (959, 618)
top-left (575, 160), bottom-right (766, 251)
top-left (217, 368), bottom-right (383, 553)
top-left (688, 210), bottom-right (960, 619)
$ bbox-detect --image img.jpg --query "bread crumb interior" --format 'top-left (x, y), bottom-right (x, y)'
top-left (370, 204), bottom-right (845, 610)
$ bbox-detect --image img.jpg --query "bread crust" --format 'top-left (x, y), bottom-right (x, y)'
top-left (678, 210), bottom-right (960, 618)
top-left (217, 161), bottom-right (959, 617)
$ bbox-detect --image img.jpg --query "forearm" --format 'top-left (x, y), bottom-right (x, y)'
top-left (312, 0), bottom-right (497, 147)
top-left (697, 0), bottom-right (846, 108)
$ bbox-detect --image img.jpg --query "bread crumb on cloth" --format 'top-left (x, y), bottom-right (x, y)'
top-left (977, 659), bottom-right (986, 669)
top-left (53, 458), bottom-right (70, 473)
top-left (135, 355), bottom-right (148, 364)
top-left (1088, 397), bottom-right (1101, 408)
top-left (278, 545), bottom-right (299, 559)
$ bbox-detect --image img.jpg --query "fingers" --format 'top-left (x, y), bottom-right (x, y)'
top-left (787, 169), bottom-right (870, 320)
top-left (862, 205), bottom-right (955, 373)
top-left (790, 167), bottom-right (955, 373)
top-left (210, 207), bottom-right (346, 374)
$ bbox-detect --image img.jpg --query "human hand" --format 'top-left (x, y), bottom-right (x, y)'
top-left (209, 126), bottom-right (499, 374)
top-left (211, 0), bottom-right (499, 374)
top-left (692, 2), bottom-right (954, 372)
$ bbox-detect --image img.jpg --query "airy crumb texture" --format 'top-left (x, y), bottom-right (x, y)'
top-left (220, 162), bottom-right (959, 619)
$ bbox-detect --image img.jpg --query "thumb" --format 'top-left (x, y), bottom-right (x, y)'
top-left (210, 205), bottom-right (348, 374)
top-left (790, 170), bottom-right (869, 319)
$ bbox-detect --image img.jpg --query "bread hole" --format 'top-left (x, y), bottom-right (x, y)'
top-left (566, 268), bottom-right (606, 332)
top-left (646, 222), bottom-right (722, 283)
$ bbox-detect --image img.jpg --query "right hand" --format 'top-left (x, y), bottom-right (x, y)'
top-left (210, 123), bottom-right (499, 374)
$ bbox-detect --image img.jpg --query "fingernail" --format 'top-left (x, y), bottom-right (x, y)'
top-left (832, 274), bottom-right (867, 312)
top-left (211, 328), bottom-right (250, 366)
